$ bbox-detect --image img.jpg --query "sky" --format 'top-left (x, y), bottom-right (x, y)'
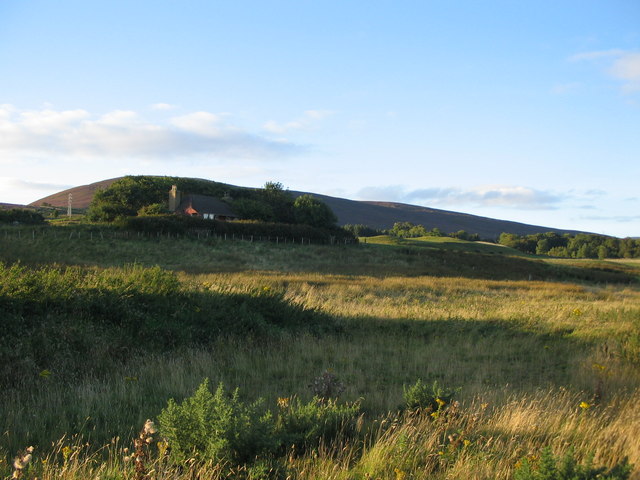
top-left (0, 0), bottom-right (639, 237)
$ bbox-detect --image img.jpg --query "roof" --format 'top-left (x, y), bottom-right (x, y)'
top-left (178, 194), bottom-right (237, 217)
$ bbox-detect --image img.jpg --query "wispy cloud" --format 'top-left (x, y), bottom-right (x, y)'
top-left (356, 185), bottom-right (566, 210)
top-left (571, 49), bottom-right (640, 93)
top-left (581, 214), bottom-right (640, 223)
top-left (263, 110), bottom-right (334, 134)
top-left (0, 105), bottom-right (303, 163)
top-left (0, 177), bottom-right (73, 191)
top-left (150, 103), bottom-right (178, 111)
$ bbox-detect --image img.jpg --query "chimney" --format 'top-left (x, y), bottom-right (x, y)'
top-left (169, 185), bottom-right (181, 212)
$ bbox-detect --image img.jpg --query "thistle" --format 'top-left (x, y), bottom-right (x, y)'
top-left (130, 419), bottom-right (157, 480)
top-left (12, 446), bottom-right (34, 479)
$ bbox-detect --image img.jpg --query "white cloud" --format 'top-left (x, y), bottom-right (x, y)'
top-left (150, 103), bottom-right (177, 111)
top-left (357, 185), bottom-right (566, 210)
top-left (98, 110), bottom-right (139, 125)
top-left (0, 105), bottom-right (302, 163)
top-left (263, 109), bottom-right (334, 134)
top-left (571, 49), bottom-right (640, 93)
top-left (170, 111), bottom-right (223, 135)
top-left (609, 52), bottom-right (640, 92)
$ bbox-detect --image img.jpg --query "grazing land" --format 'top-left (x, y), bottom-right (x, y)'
top-left (1, 226), bottom-right (639, 479)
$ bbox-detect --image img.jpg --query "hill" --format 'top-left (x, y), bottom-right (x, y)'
top-left (31, 176), bottom-right (587, 239)
top-left (29, 178), bottom-right (118, 209)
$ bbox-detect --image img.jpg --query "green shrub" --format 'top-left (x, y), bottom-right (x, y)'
top-left (402, 379), bottom-right (457, 413)
top-left (275, 396), bottom-right (361, 453)
top-left (514, 446), bottom-right (632, 480)
top-left (158, 379), bottom-right (276, 465)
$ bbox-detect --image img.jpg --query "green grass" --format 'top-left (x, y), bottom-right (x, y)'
top-left (363, 234), bottom-right (526, 256)
top-left (1, 225), bottom-right (639, 479)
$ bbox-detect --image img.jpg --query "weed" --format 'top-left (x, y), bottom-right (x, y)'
top-left (308, 370), bottom-right (345, 401)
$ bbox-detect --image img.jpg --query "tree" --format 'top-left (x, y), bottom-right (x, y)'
top-left (259, 181), bottom-right (295, 223)
top-left (293, 194), bottom-right (337, 229)
top-left (232, 198), bottom-right (275, 222)
top-left (536, 238), bottom-right (550, 255)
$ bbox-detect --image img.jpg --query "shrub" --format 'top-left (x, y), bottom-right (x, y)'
top-left (402, 379), bottom-right (457, 413)
top-left (514, 446), bottom-right (632, 480)
top-left (275, 396), bottom-right (361, 453)
top-left (158, 379), bottom-right (276, 465)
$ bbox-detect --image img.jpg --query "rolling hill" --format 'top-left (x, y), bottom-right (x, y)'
top-left (30, 176), bottom-right (587, 239)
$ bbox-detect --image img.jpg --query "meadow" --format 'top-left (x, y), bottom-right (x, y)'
top-left (1, 226), bottom-right (639, 479)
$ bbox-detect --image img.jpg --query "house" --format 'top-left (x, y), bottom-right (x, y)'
top-left (169, 185), bottom-right (238, 221)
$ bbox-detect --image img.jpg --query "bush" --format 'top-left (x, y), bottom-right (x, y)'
top-left (158, 379), bottom-right (276, 464)
top-left (157, 379), bottom-right (361, 468)
top-left (275, 396), bottom-right (361, 453)
top-left (514, 446), bottom-right (632, 480)
top-left (402, 379), bottom-right (457, 413)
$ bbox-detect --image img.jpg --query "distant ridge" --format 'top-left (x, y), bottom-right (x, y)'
top-left (289, 192), bottom-right (587, 239)
top-left (31, 176), bottom-right (588, 239)
top-left (1, 202), bottom-right (31, 210)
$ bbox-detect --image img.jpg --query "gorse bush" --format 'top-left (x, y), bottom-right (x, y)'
top-left (514, 446), bottom-right (632, 480)
top-left (275, 396), bottom-right (361, 453)
top-left (157, 380), bottom-right (362, 467)
top-left (403, 379), bottom-right (457, 413)
top-left (158, 379), bottom-right (276, 465)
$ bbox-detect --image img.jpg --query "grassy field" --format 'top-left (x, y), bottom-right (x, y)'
top-left (1, 226), bottom-right (639, 479)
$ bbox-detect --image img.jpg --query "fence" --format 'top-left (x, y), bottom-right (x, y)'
top-left (0, 227), bottom-right (359, 246)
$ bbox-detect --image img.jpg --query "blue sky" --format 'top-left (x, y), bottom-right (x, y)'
top-left (1, 0), bottom-right (638, 237)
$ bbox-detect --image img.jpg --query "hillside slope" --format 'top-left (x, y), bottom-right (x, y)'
top-left (31, 176), bottom-right (586, 239)
top-left (289, 191), bottom-right (585, 239)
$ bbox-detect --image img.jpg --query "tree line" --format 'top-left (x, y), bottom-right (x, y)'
top-left (499, 232), bottom-right (640, 259)
top-left (343, 222), bottom-right (480, 241)
top-left (0, 209), bottom-right (45, 225)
